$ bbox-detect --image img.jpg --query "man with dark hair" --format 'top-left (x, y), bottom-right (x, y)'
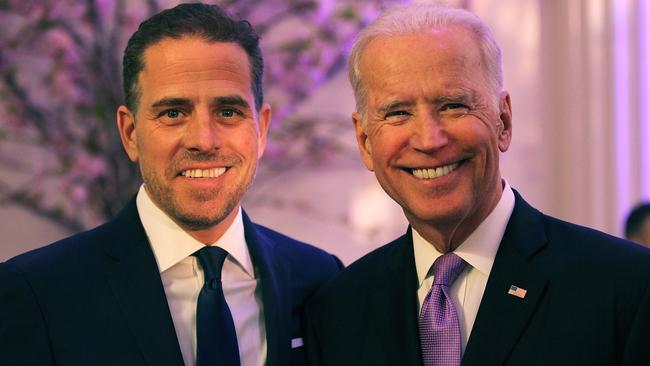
top-left (304, 3), bottom-right (650, 365)
top-left (625, 202), bottom-right (650, 247)
top-left (0, 3), bottom-right (341, 366)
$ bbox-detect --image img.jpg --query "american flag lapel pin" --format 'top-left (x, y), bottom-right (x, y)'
top-left (508, 285), bottom-right (527, 299)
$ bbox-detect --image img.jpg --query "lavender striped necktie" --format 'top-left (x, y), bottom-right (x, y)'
top-left (419, 252), bottom-right (468, 366)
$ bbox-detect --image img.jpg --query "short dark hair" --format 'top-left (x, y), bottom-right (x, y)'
top-left (122, 3), bottom-right (264, 112)
top-left (625, 202), bottom-right (650, 239)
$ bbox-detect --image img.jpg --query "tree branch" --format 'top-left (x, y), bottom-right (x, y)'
top-left (0, 180), bottom-right (83, 232)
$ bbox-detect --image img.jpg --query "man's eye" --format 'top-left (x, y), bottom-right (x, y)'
top-left (385, 110), bottom-right (410, 118)
top-left (440, 103), bottom-right (467, 111)
top-left (160, 109), bottom-right (182, 119)
top-left (220, 109), bottom-right (236, 118)
top-left (440, 103), bottom-right (469, 119)
top-left (218, 108), bottom-right (242, 118)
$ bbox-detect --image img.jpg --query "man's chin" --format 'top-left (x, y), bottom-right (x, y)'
top-left (406, 202), bottom-right (469, 227)
top-left (162, 201), bottom-right (228, 229)
top-left (175, 215), bottom-right (224, 231)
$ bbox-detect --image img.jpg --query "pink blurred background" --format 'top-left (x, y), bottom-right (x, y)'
top-left (1, 0), bottom-right (648, 264)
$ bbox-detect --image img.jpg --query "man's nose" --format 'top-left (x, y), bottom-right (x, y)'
top-left (184, 111), bottom-right (222, 152)
top-left (410, 113), bottom-right (449, 152)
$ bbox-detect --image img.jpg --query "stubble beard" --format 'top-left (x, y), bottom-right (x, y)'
top-left (140, 159), bottom-right (256, 232)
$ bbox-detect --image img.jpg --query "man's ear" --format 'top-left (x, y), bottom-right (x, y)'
top-left (497, 91), bottom-right (513, 152)
top-left (256, 103), bottom-right (271, 158)
top-left (352, 112), bottom-right (374, 171)
top-left (117, 105), bottom-right (139, 162)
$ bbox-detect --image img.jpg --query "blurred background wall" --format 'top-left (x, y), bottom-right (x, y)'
top-left (1, 0), bottom-right (648, 264)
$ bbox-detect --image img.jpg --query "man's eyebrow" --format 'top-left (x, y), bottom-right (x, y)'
top-left (150, 97), bottom-right (192, 109)
top-left (212, 95), bottom-right (251, 109)
top-left (377, 100), bottom-right (416, 115)
top-left (433, 92), bottom-right (475, 105)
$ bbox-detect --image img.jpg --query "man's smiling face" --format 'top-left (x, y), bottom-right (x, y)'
top-left (353, 27), bottom-right (512, 249)
top-left (117, 36), bottom-right (270, 242)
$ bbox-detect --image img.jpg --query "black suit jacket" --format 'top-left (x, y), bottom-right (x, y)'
top-left (0, 198), bottom-right (342, 366)
top-left (305, 191), bottom-right (650, 365)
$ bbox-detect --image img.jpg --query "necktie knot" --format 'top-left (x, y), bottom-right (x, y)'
top-left (193, 246), bottom-right (228, 284)
top-left (433, 252), bottom-right (467, 287)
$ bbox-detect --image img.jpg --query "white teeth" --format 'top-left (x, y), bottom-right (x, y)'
top-left (181, 168), bottom-right (226, 178)
top-left (411, 163), bottom-right (459, 179)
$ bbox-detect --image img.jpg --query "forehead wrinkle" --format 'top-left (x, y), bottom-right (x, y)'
top-left (360, 32), bottom-right (496, 120)
top-left (141, 40), bottom-right (251, 88)
top-left (146, 66), bottom-right (247, 89)
top-left (368, 67), bottom-right (478, 103)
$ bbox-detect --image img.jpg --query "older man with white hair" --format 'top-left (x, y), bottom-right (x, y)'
top-left (304, 3), bottom-right (650, 366)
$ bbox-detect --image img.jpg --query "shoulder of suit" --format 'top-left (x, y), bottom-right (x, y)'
top-left (307, 233), bottom-right (409, 304)
top-left (541, 213), bottom-right (650, 275)
top-left (344, 235), bottom-right (407, 272)
top-left (250, 222), bottom-right (342, 267)
top-left (1, 222), bottom-right (121, 296)
top-left (6, 220), bottom-right (112, 272)
top-left (512, 191), bottom-right (650, 270)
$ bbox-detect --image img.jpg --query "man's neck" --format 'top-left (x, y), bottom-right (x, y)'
top-left (408, 183), bottom-right (504, 253)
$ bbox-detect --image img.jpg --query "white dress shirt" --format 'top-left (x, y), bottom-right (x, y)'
top-left (136, 186), bottom-right (266, 366)
top-left (413, 181), bottom-right (515, 352)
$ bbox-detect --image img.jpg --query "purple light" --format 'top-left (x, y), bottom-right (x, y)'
top-left (613, 0), bottom-right (631, 223)
top-left (640, 0), bottom-right (650, 198)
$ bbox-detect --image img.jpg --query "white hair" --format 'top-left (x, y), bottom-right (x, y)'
top-left (348, 3), bottom-right (503, 116)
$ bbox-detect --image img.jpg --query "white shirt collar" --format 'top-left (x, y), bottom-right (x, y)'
top-left (413, 180), bottom-right (516, 285)
top-left (135, 185), bottom-right (254, 277)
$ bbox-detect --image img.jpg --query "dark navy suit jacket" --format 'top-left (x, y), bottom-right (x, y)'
top-left (0, 198), bottom-right (342, 365)
top-left (305, 190), bottom-right (650, 365)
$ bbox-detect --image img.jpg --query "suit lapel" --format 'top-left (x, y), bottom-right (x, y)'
top-left (359, 231), bottom-right (422, 366)
top-left (242, 211), bottom-right (291, 366)
top-left (462, 192), bottom-right (549, 365)
top-left (102, 199), bottom-right (185, 366)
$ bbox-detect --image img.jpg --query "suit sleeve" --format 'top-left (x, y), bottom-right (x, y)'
top-left (0, 262), bottom-right (55, 365)
top-left (623, 281), bottom-right (650, 365)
